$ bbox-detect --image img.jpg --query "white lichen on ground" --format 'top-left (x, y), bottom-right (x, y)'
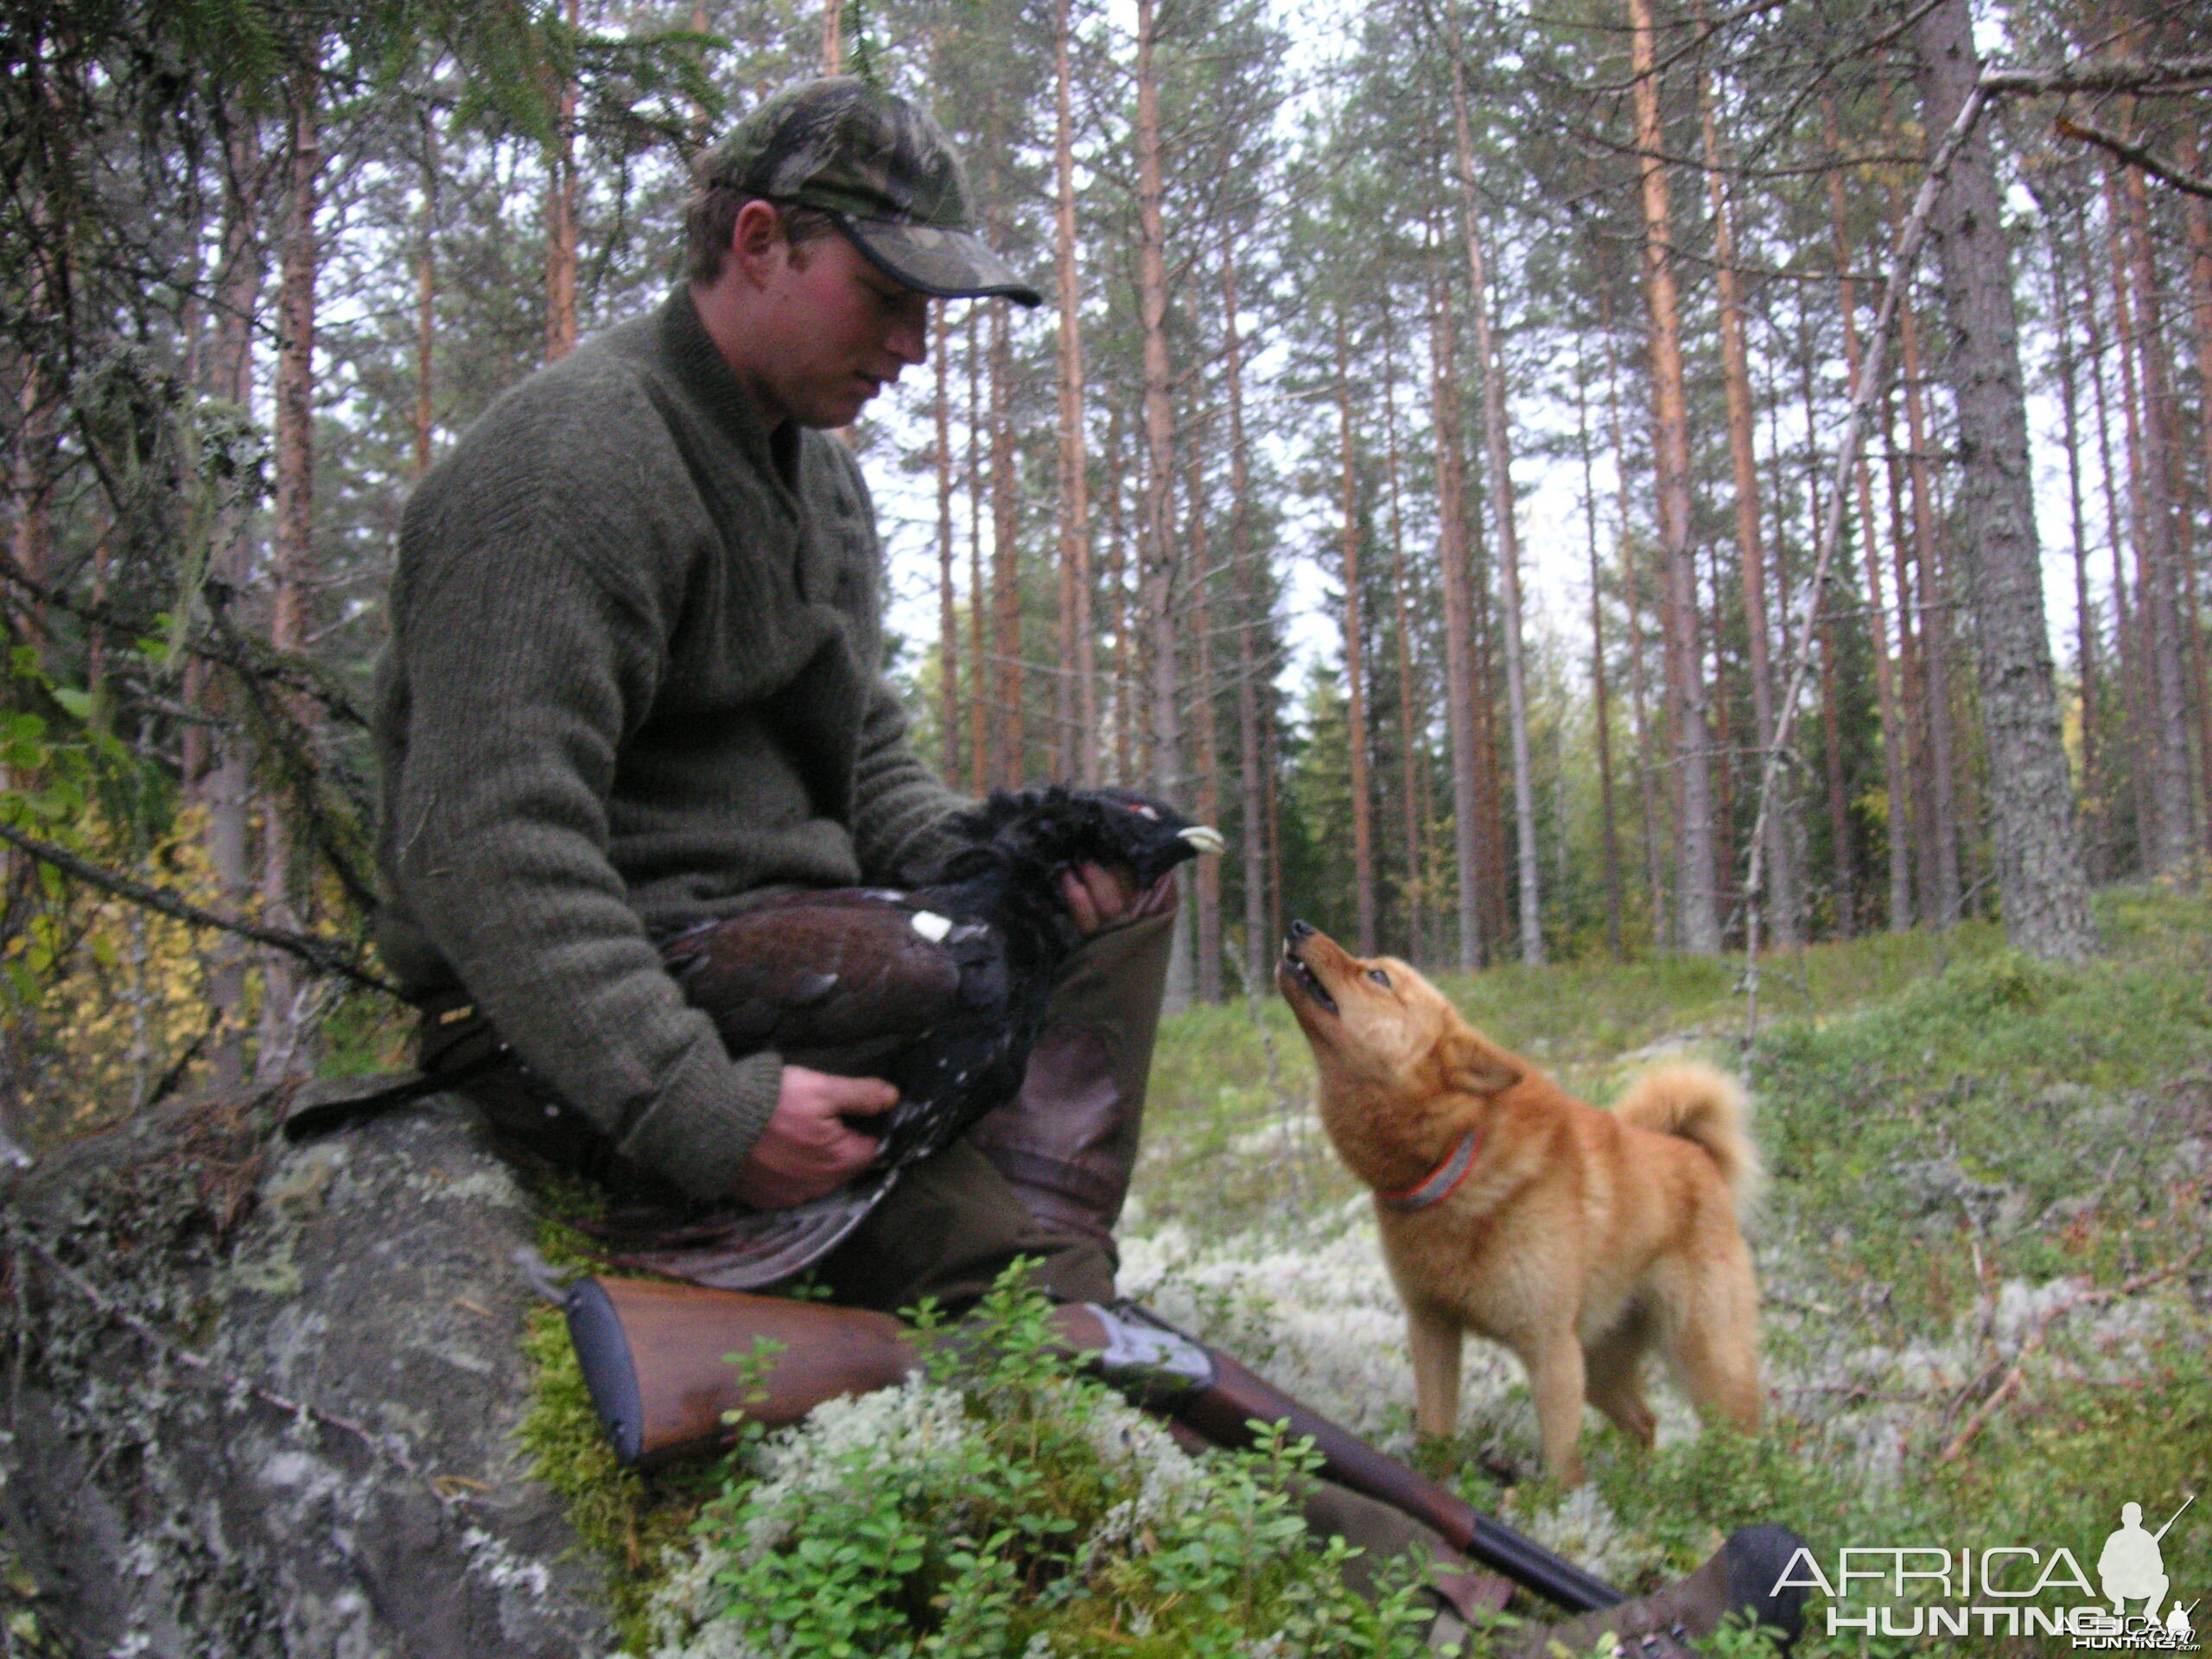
top-left (632, 1373), bottom-right (1216, 1659)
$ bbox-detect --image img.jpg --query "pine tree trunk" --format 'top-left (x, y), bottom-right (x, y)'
top-left (1705, 543), bottom-right (1735, 909)
top-left (1052, 0), bottom-right (1097, 785)
top-left (989, 296), bottom-right (1023, 787)
top-left (1627, 0), bottom-right (1719, 953)
top-left (1601, 305), bottom-right (1668, 949)
top-left (1465, 452), bottom-right (1510, 959)
top-left (196, 119), bottom-right (264, 1092)
top-left (1134, 0), bottom-right (1188, 1007)
top-left (261, 71), bottom-right (321, 1081)
top-left (414, 121), bottom-right (438, 480)
top-left (2079, 218), bottom-right (2150, 885)
top-left (1758, 314), bottom-right (1812, 941)
top-left (1426, 249), bottom-right (1485, 969)
top-left (1380, 310), bottom-right (1428, 963)
top-left (2116, 152), bottom-right (2199, 870)
top-left (10, 231), bottom-right (53, 653)
top-left (1333, 316), bottom-right (1378, 954)
top-left (1105, 411), bottom-right (1135, 788)
top-left (1883, 397), bottom-right (1936, 925)
top-left (1224, 232), bottom-right (1272, 991)
top-left (1897, 296), bottom-right (1963, 924)
top-left (1446, 48), bottom-right (1542, 964)
top-left (1826, 99), bottom-right (1914, 931)
top-left (1186, 457), bottom-right (1224, 1001)
top-left (2101, 172), bottom-right (2158, 870)
top-left (2179, 125), bottom-right (2212, 850)
top-left (1798, 294), bottom-right (1856, 932)
top-left (4, 112), bottom-right (56, 962)
top-left (822, 0), bottom-right (842, 73)
top-left (1578, 357), bottom-right (1625, 960)
top-left (1700, 58), bottom-right (1796, 947)
top-left (2049, 217), bottom-right (2098, 871)
top-left (935, 306), bottom-right (961, 786)
top-left (1134, 0), bottom-right (1180, 805)
top-left (1264, 698), bottom-right (1285, 950)
top-left (544, 0), bottom-right (580, 364)
top-left (967, 309), bottom-right (988, 794)
top-left (1910, 0), bottom-right (2095, 958)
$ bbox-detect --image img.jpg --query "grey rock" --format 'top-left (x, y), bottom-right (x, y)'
top-left (0, 1091), bottom-right (614, 1657)
top-left (1888, 1154), bottom-right (2016, 1224)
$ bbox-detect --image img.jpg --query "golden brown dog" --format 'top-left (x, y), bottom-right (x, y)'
top-left (1276, 921), bottom-right (1763, 1485)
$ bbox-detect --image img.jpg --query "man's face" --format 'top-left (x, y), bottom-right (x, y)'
top-left (747, 226), bottom-right (931, 429)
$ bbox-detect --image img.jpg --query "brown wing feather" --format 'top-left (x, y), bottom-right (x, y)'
top-left (663, 899), bottom-right (962, 1061)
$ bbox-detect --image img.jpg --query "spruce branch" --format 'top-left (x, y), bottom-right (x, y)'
top-left (0, 560), bottom-right (369, 729)
top-left (0, 820), bottom-right (402, 997)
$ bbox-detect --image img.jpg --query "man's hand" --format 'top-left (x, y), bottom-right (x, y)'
top-left (1057, 860), bottom-right (1178, 935)
top-left (729, 1065), bottom-right (899, 1209)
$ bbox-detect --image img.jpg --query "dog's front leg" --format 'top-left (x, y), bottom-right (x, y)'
top-left (1524, 1332), bottom-right (1588, 1484)
top-left (1404, 1300), bottom-right (1464, 1440)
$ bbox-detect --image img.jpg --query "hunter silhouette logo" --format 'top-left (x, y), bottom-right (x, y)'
top-left (2100, 1498), bottom-right (2189, 1624)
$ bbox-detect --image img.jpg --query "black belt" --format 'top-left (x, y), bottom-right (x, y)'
top-left (280, 991), bottom-right (612, 1177)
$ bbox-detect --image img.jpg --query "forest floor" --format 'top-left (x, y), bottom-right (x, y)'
top-left (1122, 883), bottom-right (2212, 1655)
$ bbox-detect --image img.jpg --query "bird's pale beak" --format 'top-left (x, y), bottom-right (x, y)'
top-left (1179, 825), bottom-right (1227, 855)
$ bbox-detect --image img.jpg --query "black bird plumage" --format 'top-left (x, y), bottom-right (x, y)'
top-left (591, 786), bottom-right (1223, 1288)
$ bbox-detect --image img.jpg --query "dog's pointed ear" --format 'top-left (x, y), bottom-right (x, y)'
top-left (1441, 1031), bottom-right (1521, 1096)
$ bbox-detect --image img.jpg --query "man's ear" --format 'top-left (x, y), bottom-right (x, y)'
top-left (1441, 1031), bottom-right (1520, 1096)
top-left (728, 198), bottom-right (785, 285)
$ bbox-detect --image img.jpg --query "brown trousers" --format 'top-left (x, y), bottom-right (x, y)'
top-left (427, 899), bottom-right (1178, 1313)
top-left (812, 899), bottom-right (1177, 1313)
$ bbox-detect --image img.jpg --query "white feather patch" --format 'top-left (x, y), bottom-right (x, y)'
top-left (909, 911), bottom-right (954, 943)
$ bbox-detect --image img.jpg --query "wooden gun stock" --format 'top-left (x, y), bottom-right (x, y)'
top-left (561, 1276), bottom-right (1622, 1613)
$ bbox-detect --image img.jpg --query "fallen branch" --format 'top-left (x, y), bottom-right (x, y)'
top-left (1983, 56), bottom-right (2212, 96)
top-left (1738, 52), bottom-right (2212, 1023)
top-left (1939, 1359), bottom-right (2032, 1463)
top-left (1739, 67), bottom-right (1993, 1036)
top-left (0, 818), bottom-right (402, 998)
top-left (2055, 114), bottom-right (2212, 202)
top-left (1936, 1246), bottom-right (2203, 1464)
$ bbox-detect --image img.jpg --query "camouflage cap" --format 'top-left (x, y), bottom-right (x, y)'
top-left (703, 77), bottom-right (1042, 307)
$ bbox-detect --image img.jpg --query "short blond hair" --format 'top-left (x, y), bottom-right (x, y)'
top-left (683, 189), bottom-right (836, 284)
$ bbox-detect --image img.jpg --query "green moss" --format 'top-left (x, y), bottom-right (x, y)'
top-left (516, 1305), bottom-right (715, 1653)
top-left (513, 1194), bottom-right (721, 1655)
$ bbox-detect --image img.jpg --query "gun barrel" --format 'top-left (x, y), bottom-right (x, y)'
top-left (2154, 1494), bottom-right (2195, 1542)
top-left (1179, 1341), bottom-right (1622, 1612)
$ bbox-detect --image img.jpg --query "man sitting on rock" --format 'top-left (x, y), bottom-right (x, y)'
top-left (369, 77), bottom-right (1173, 1318)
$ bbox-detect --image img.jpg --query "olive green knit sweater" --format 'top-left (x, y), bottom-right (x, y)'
top-left (371, 289), bottom-right (966, 1199)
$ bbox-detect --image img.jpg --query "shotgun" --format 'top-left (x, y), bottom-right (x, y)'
top-left (561, 1274), bottom-right (1625, 1614)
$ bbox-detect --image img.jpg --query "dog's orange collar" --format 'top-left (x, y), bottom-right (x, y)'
top-left (1378, 1128), bottom-right (1481, 1212)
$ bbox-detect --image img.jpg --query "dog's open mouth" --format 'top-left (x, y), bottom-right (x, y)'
top-left (1281, 948), bottom-right (1338, 1015)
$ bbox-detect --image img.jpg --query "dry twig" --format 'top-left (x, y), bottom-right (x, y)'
top-left (0, 819), bottom-right (401, 997)
top-left (1936, 1245), bottom-right (2203, 1463)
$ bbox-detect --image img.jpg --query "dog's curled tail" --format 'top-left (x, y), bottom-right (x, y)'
top-left (1612, 1062), bottom-right (1764, 1215)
